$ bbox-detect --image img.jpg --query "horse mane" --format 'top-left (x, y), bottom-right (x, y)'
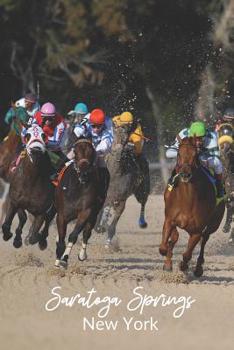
top-left (74, 137), bottom-right (93, 147)
top-left (179, 136), bottom-right (197, 147)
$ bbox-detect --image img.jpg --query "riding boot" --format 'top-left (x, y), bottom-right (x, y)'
top-left (214, 173), bottom-right (225, 198)
top-left (49, 152), bottom-right (69, 183)
top-left (98, 167), bottom-right (110, 204)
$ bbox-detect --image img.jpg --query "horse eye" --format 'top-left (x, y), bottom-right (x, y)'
top-left (41, 133), bottom-right (46, 141)
top-left (25, 134), bottom-right (31, 142)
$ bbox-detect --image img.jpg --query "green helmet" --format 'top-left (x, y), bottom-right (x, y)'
top-left (189, 121), bottom-right (206, 137)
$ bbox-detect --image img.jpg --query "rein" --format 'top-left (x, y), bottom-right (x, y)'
top-left (176, 143), bottom-right (199, 183)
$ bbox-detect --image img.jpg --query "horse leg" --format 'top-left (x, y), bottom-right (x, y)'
top-left (13, 209), bottom-right (27, 248)
top-left (55, 212), bottom-right (67, 267)
top-left (79, 213), bottom-right (98, 261)
top-left (134, 167), bottom-right (150, 229)
top-left (2, 201), bottom-right (17, 241)
top-left (105, 201), bottom-right (126, 247)
top-left (0, 183), bottom-right (10, 226)
top-left (24, 214), bottom-right (44, 245)
top-left (38, 205), bottom-right (56, 251)
top-left (194, 233), bottom-right (210, 277)
top-left (138, 202), bottom-right (148, 228)
top-left (180, 233), bottom-right (201, 271)
top-left (159, 219), bottom-right (174, 256)
top-left (163, 227), bottom-right (179, 272)
top-left (223, 202), bottom-right (232, 233)
top-left (59, 208), bottom-right (91, 267)
top-left (228, 204), bottom-right (234, 245)
top-left (229, 227), bottom-right (234, 245)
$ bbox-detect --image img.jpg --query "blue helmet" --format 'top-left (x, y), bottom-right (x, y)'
top-left (74, 102), bottom-right (88, 114)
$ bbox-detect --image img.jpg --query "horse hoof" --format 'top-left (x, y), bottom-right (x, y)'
top-left (13, 239), bottom-right (22, 248)
top-left (29, 234), bottom-right (40, 245)
top-left (159, 246), bottom-right (167, 256)
top-left (223, 226), bottom-right (230, 233)
top-left (3, 232), bottom-right (13, 241)
top-left (38, 239), bottom-right (47, 251)
top-left (54, 259), bottom-right (67, 269)
top-left (59, 260), bottom-right (68, 269)
top-left (163, 264), bottom-right (172, 272)
top-left (95, 225), bottom-right (105, 234)
top-left (179, 261), bottom-right (189, 271)
top-left (78, 250), bottom-right (87, 261)
top-left (194, 266), bottom-right (203, 277)
top-left (104, 239), bottom-right (111, 249)
top-left (139, 220), bottom-right (148, 229)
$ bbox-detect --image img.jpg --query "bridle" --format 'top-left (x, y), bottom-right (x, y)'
top-left (176, 144), bottom-right (199, 183)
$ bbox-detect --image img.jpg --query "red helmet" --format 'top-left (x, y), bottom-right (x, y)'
top-left (90, 109), bottom-right (105, 125)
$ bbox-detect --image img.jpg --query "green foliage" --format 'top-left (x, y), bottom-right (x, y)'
top-left (0, 0), bottom-right (233, 146)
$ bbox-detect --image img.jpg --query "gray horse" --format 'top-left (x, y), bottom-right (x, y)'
top-left (221, 144), bottom-right (234, 244)
top-left (95, 124), bottom-right (150, 247)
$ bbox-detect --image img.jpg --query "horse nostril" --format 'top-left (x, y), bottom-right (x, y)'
top-left (78, 159), bottom-right (89, 171)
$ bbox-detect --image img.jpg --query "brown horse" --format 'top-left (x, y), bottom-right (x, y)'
top-left (2, 125), bottom-right (55, 249)
top-left (55, 138), bottom-right (103, 268)
top-left (159, 137), bottom-right (225, 277)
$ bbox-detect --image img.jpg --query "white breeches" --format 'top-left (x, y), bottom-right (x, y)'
top-left (166, 148), bottom-right (178, 159)
top-left (166, 148), bottom-right (223, 175)
top-left (199, 155), bottom-right (223, 175)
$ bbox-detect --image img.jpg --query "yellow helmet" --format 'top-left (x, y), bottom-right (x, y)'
top-left (119, 111), bottom-right (134, 123)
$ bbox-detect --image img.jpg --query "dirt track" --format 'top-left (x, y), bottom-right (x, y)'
top-left (0, 195), bottom-right (233, 350)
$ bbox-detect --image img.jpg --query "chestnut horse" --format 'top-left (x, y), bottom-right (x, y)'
top-left (55, 138), bottom-right (103, 268)
top-left (159, 137), bottom-right (225, 277)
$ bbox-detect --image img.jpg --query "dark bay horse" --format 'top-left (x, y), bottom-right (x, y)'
top-left (159, 137), bottom-right (225, 277)
top-left (95, 124), bottom-right (150, 247)
top-left (55, 138), bottom-right (103, 268)
top-left (2, 125), bottom-right (55, 249)
top-left (218, 123), bottom-right (234, 243)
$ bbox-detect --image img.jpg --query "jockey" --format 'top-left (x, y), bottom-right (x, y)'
top-left (67, 102), bottom-right (89, 125)
top-left (166, 120), bottom-right (225, 197)
top-left (23, 102), bottom-right (67, 175)
top-left (112, 111), bottom-right (149, 175)
top-left (73, 108), bottom-right (113, 199)
top-left (5, 93), bottom-right (40, 126)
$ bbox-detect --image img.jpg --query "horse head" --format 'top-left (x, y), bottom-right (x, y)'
top-left (218, 123), bottom-right (233, 155)
top-left (176, 137), bottom-right (199, 182)
top-left (24, 124), bottom-right (46, 160)
top-left (112, 124), bottom-right (131, 150)
top-left (73, 138), bottom-right (96, 182)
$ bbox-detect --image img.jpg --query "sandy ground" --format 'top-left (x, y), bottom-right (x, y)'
top-left (0, 195), bottom-right (233, 350)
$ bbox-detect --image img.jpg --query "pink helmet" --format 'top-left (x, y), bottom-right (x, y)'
top-left (41, 102), bottom-right (56, 117)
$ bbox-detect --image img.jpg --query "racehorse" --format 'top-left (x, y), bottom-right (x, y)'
top-left (0, 108), bottom-right (28, 225)
top-left (159, 137), bottom-right (225, 277)
top-left (55, 138), bottom-right (102, 268)
top-left (95, 123), bottom-right (150, 247)
top-left (218, 122), bottom-right (234, 244)
top-left (0, 130), bottom-right (21, 182)
top-left (1, 125), bottom-right (55, 249)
